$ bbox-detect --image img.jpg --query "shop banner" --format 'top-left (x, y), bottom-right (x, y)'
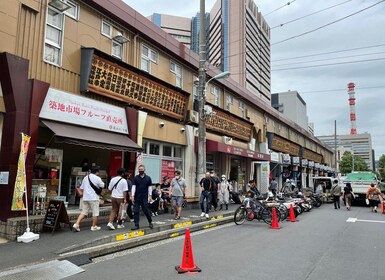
top-left (11, 133), bottom-right (30, 211)
top-left (270, 152), bottom-right (280, 163)
top-left (282, 154), bottom-right (291, 165)
top-left (292, 157), bottom-right (300, 166)
top-left (308, 161), bottom-right (314, 168)
top-left (301, 159), bottom-right (308, 167)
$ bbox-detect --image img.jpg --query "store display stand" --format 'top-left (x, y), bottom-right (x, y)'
top-left (18, 180), bottom-right (39, 243)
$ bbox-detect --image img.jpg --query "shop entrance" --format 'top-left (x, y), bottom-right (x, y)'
top-left (229, 158), bottom-right (246, 192)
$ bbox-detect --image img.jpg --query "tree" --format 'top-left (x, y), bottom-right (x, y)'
top-left (339, 151), bottom-right (369, 174)
top-left (378, 154), bottom-right (385, 180)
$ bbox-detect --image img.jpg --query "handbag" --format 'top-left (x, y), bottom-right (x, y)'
top-left (88, 175), bottom-right (102, 195)
top-left (365, 198), bottom-right (369, 205)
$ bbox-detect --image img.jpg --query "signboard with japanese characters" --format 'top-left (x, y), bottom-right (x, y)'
top-left (40, 88), bottom-right (128, 134)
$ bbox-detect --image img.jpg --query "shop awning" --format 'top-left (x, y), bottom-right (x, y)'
top-left (42, 120), bottom-right (142, 152)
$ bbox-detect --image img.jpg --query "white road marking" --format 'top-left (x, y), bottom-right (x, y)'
top-left (346, 217), bottom-right (385, 223)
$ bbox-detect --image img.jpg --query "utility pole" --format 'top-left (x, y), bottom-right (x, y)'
top-left (334, 120), bottom-right (337, 171)
top-left (197, 0), bottom-right (207, 181)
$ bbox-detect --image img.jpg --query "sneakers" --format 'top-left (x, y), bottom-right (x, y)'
top-left (151, 213), bottom-right (155, 217)
top-left (200, 212), bottom-right (205, 217)
top-left (117, 224), bottom-right (125, 229)
top-left (73, 224), bottom-right (80, 232)
top-left (107, 222), bottom-right (115, 230)
top-left (205, 213), bottom-right (209, 219)
top-left (175, 216), bottom-right (181, 220)
top-left (149, 222), bottom-right (154, 229)
top-left (155, 212), bottom-right (158, 216)
top-left (91, 226), bottom-right (101, 231)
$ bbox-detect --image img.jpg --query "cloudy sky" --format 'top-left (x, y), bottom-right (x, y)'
top-left (124, 0), bottom-right (385, 159)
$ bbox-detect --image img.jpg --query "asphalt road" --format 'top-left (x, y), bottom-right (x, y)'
top-left (66, 203), bottom-right (385, 280)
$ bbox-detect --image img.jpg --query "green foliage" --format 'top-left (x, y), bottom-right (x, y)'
top-left (378, 154), bottom-right (385, 180)
top-left (339, 151), bottom-right (369, 174)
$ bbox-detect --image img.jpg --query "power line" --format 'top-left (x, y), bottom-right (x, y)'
top-left (264, 0), bottom-right (297, 17)
top-left (270, 0), bottom-right (353, 30)
top-left (271, 57), bottom-right (385, 71)
top-left (272, 51), bottom-right (385, 67)
top-left (271, 0), bottom-right (385, 46)
top-left (272, 43), bottom-right (385, 62)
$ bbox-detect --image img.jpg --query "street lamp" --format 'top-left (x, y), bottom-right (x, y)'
top-left (197, 70), bottom-right (230, 181)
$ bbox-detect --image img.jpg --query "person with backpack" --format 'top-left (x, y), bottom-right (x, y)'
top-left (169, 170), bottom-right (188, 220)
top-left (107, 168), bottom-right (128, 230)
top-left (73, 166), bottom-right (104, 232)
top-left (366, 183), bottom-right (383, 213)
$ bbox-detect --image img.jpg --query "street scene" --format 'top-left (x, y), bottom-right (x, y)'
top-left (0, 0), bottom-right (385, 279)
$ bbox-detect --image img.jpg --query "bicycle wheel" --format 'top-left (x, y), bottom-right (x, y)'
top-left (234, 206), bottom-right (247, 225)
top-left (262, 207), bottom-right (281, 224)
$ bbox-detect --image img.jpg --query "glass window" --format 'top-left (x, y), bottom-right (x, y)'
top-left (44, 7), bottom-right (63, 65)
top-left (226, 95), bottom-right (233, 111)
top-left (150, 50), bottom-right (158, 63)
top-left (239, 101), bottom-right (245, 118)
top-left (174, 146), bottom-right (182, 158)
top-left (211, 86), bottom-right (219, 106)
top-left (149, 143), bottom-right (160, 155)
top-left (64, 0), bottom-right (79, 20)
top-left (112, 40), bottom-right (123, 59)
top-left (170, 61), bottom-right (182, 88)
top-left (102, 21), bottom-right (112, 37)
top-left (142, 141), bottom-right (148, 154)
top-left (193, 76), bottom-right (198, 100)
top-left (163, 145), bottom-right (172, 157)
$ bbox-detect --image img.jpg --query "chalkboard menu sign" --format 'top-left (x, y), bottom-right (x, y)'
top-left (43, 200), bottom-right (71, 235)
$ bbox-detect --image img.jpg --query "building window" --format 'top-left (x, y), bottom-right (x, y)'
top-left (64, 0), bottom-right (79, 20)
top-left (101, 20), bottom-right (112, 37)
top-left (141, 44), bottom-right (158, 72)
top-left (211, 86), bottom-right (219, 106)
top-left (226, 95), bottom-right (233, 111)
top-left (44, 6), bottom-right (64, 65)
top-left (163, 145), bottom-right (172, 157)
top-left (170, 61), bottom-right (182, 88)
top-left (239, 101), bottom-right (245, 118)
top-left (149, 143), bottom-right (160, 155)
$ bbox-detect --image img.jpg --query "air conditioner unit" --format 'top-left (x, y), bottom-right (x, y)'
top-left (222, 136), bottom-right (233, 145)
top-left (248, 138), bottom-right (256, 150)
top-left (187, 110), bottom-right (199, 124)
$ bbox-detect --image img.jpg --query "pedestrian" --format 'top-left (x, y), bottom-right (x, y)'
top-left (218, 175), bottom-right (230, 210)
top-left (343, 182), bottom-right (354, 211)
top-left (210, 171), bottom-right (220, 211)
top-left (125, 173), bottom-right (134, 222)
top-left (73, 166), bottom-right (104, 232)
top-left (149, 184), bottom-right (160, 216)
top-left (160, 176), bottom-right (171, 213)
top-left (130, 165), bottom-right (153, 230)
top-left (200, 172), bottom-right (213, 218)
top-left (330, 179), bottom-right (342, 209)
top-left (169, 170), bottom-right (188, 220)
top-left (107, 168), bottom-right (128, 230)
top-left (366, 183), bottom-right (382, 213)
top-left (269, 178), bottom-right (278, 198)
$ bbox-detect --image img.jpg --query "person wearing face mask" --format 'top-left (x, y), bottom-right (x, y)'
top-left (200, 171), bottom-right (213, 218)
top-left (210, 171), bottom-right (220, 211)
top-left (130, 165), bottom-right (153, 230)
top-left (218, 175), bottom-right (230, 210)
top-left (169, 170), bottom-right (188, 220)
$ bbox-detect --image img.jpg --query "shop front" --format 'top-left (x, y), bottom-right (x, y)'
top-left (301, 158), bottom-right (309, 189)
top-left (36, 88), bottom-right (142, 207)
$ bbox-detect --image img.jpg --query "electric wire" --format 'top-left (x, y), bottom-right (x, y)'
top-left (264, 0), bottom-right (297, 17)
top-left (271, 0), bottom-right (385, 46)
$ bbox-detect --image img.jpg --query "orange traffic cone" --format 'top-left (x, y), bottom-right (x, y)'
top-left (287, 204), bottom-right (298, 222)
top-left (175, 228), bottom-right (202, 274)
top-left (270, 207), bottom-right (280, 229)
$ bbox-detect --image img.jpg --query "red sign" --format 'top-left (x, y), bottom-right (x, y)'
top-left (161, 160), bottom-right (176, 181)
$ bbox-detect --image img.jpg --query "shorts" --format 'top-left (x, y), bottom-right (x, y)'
top-left (81, 200), bottom-right (100, 217)
top-left (171, 196), bottom-right (184, 207)
top-left (369, 199), bottom-right (379, 208)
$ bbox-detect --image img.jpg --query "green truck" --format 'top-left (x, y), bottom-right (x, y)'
top-left (342, 172), bottom-right (379, 201)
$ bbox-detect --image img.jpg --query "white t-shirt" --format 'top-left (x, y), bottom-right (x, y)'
top-left (80, 173), bottom-right (104, 201)
top-left (108, 176), bottom-right (128, 199)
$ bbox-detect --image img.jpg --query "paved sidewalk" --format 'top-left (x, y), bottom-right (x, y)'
top-left (0, 203), bottom-right (238, 273)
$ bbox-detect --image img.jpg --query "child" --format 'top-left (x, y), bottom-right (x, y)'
top-left (150, 184), bottom-right (160, 216)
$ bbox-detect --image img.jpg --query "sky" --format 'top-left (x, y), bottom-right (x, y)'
top-left (124, 0), bottom-right (385, 160)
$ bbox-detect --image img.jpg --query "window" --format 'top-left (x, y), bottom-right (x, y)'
top-left (149, 143), bottom-right (160, 155)
top-left (112, 40), bottom-right (123, 59)
top-left (226, 95), bottom-right (233, 111)
top-left (163, 145), bottom-right (172, 157)
top-left (44, 6), bottom-right (64, 65)
top-left (141, 44), bottom-right (158, 72)
top-left (64, 0), bottom-right (79, 20)
top-left (239, 101), bottom-right (245, 118)
top-left (102, 20), bottom-right (112, 37)
top-left (211, 86), bottom-right (219, 106)
top-left (170, 61), bottom-right (182, 88)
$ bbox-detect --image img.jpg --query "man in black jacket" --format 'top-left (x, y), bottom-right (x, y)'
top-left (200, 172), bottom-right (213, 219)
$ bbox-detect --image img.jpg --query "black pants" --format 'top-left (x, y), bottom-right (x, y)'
top-left (211, 191), bottom-right (218, 210)
top-left (126, 199), bottom-right (134, 219)
top-left (333, 195), bottom-right (340, 209)
top-left (133, 197), bottom-right (152, 228)
top-left (149, 198), bottom-right (159, 213)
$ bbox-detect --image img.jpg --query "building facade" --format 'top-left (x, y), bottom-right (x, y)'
top-left (317, 133), bottom-right (374, 171)
top-left (0, 0), bottom-right (333, 237)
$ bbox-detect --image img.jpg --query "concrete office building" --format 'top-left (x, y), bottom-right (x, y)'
top-left (271, 91), bottom-right (310, 132)
top-left (317, 133), bottom-right (374, 171)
